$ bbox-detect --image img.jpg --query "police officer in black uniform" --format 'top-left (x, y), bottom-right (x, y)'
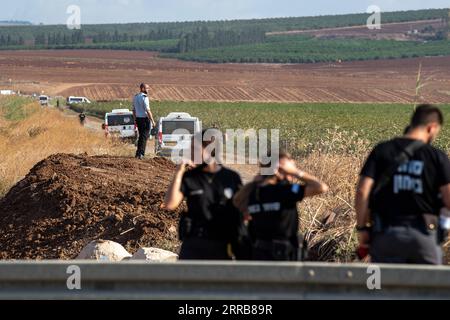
top-left (164, 129), bottom-right (244, 260)
top-left (79, 112), bottom-right (86, 126)
top-left (356, 104), bottom-right (450, 264)
top-left (234, 152), bottom-right (329, 261)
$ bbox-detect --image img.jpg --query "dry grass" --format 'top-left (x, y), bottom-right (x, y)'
top-left (294, 128), bottom-right (370, 261)
top-left (295, 128), bottom-right (450, 263)
top-left (0, 100), bottom-right (130, 196)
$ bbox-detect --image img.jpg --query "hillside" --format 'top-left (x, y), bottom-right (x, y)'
top-left (0, 8), bottom-right (447, 50)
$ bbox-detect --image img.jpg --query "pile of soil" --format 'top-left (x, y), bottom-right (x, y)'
top-left (0, 154), bottom-right (182, 260)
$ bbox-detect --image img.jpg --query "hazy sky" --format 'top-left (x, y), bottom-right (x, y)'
top-left (1, 0), bottom-right (449, 24)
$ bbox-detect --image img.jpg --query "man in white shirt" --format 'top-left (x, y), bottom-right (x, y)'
top-left (133, 83), bottom-right (156, 160)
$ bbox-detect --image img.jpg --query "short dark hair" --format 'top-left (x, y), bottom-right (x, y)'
top-left (140, 83), bottom-right (147, 90)
top-left (410, 104), bottom-right (444, 128)
top-left (259, 150), bottom-right (292, 169)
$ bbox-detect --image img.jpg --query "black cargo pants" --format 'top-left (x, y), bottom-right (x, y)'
top-left (370, 226), bottom-right (442, 265)
top-left (135, 117), bottom-right (151, 158)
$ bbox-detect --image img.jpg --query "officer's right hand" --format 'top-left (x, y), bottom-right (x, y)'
top-left (176, 159), bottom-right (194, 173)
top-left (278, 157), bottom-right (299, 176)
top-left (357, 230), bottom-right (370, 247)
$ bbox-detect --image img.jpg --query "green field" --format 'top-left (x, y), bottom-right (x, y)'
top-left (165, 35), bottom-right (450, 63)
top-left (70, 101), bottom-right (450, 152)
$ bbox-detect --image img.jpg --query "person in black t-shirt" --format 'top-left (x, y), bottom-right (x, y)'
top-left (356, 104), bottom-right (450, 264)
top-left (164, 129), bottom-right (243, 260)
top-left (233, 152), bottom-right (329, 261)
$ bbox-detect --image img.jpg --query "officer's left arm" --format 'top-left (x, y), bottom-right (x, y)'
top-left (355, 176), bottom-right (374, 247)
top-left (440, 184), bottom-right (450, 210)
top-left (355, 176), bottom-right (374, 227)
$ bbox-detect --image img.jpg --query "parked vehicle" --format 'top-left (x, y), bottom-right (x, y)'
top-left (67, 96), bottom-right (91, 104)
top-left (155, 112), bottom-right (201, 157)
top-left (103, 109), bottom-right (137, 141)
top-left (39, 95), bottom-right (49, 106)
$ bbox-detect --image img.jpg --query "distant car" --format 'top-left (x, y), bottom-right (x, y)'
top-left (0, 90), bottom-right (13, 96)
top-left (103, 109), bottom-right (137, 141)
top-left (67, 96), bottom-right (91, 104)
top-left (39, 95), bottom-right (49, 106)
top-left (155, 112), bottom-right (201, 157)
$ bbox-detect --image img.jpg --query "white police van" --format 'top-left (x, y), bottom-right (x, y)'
top-left (67, 96), bottom-right (91, 104)
top-left (39, 95), bottom-right (49, 106)
top-left (155, 112), bottom-right (201, 157)
top-left (103, 109), bottom-right (137, 140)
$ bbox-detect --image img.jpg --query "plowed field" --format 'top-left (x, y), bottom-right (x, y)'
top-left (0, 50), bottom-right (449, 103)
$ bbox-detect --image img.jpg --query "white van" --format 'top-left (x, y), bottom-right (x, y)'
top-left (68, 96), bottom-right (91, 104)
top-left (103, 109), bottom-right (137, 140)
top-left (39, 95), bottom-right (49, 106)
top-left (155, 112), bottom-right (201, 157)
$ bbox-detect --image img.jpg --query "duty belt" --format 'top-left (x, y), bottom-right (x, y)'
top-left (373, 213), bottom-right (438, 232)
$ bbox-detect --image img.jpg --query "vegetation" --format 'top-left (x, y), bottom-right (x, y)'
top-left (178, 27), bottom-right (266, 53)
top-left (166, 34), bottom-right (450, 63)
top-left (0, 96), bottom-right (37, 121)
top-left (70, 100), bottom-right (450, 150)
top-left (0, 39), bottom-right (180, 52)
top-left (0, 8), bottom-right (447, 50)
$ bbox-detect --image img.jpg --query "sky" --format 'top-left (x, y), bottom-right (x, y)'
top-left (1, 0), bottom-right (449, 25)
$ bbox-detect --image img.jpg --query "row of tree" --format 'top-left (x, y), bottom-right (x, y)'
top-left (34, 30), bottom-right (84, 45)
top-left (92, 28), bottom-right (175, 43)
top-left (0, 34), bottom-right (24, 46)
top-left (0, 28), bottom-right (176, 47)
top-left (177, 27), bottom-right (266, 53)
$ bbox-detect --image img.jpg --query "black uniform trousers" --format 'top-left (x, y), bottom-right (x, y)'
top-left (370, 226), bottom-right (442, 265)
top-left (135, 117), bottom-right (151, 158)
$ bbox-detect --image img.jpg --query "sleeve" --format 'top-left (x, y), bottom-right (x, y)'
top-left (282, 184), bottom-right (305, 203)
top-left (132, 95), bottom-right (136, 112)
top-left (437, 151), bottom-right (450, 187)
top-left (235, 173), bottom-right (243, 190)
top-left (360, 146), bottom-right (378, 179)
top-left (144, 96), bottom-right (150, 112)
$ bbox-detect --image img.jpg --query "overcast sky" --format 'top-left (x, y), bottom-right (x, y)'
top-left (1, 0), bottom-right (449, 24)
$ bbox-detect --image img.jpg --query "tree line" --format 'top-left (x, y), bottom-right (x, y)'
top-left (177, 27), bottom-right (266, 53)
top-left (0, 8), bottom-right (447, 47)
top-left (0, 34), bottom-right (24, 46)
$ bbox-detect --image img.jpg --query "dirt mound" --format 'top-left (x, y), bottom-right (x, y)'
top-left (0, 154), bottom-right (182, 260)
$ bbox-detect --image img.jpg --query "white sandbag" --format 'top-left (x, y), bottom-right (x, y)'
top-left (76, 240), bottom-right (132, 261)
top-left (131, 247), bottom-right (178, 262)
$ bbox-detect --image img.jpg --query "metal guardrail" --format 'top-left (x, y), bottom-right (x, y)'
top-left (0, 261), bottom-right (449, 300)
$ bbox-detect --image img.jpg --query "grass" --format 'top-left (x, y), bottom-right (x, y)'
top-left (0, 97), bottom-right (130, 196)
top-left (71, 100), bottom-right (450, 150)
top-left (0, 96), bottom-right (38, 121)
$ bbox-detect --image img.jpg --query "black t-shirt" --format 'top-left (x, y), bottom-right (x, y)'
top-left (361, 137), bottom-right (450, 218)
top-left (246, 183), bottom-right (305, 241)
top-left (180, 166), bottom-right (243, 241)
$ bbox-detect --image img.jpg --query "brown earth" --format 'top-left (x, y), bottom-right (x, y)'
top-left (0, 50), bottom-right (449, 103)
top-left (0, 153), bottom-right (182, 260)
